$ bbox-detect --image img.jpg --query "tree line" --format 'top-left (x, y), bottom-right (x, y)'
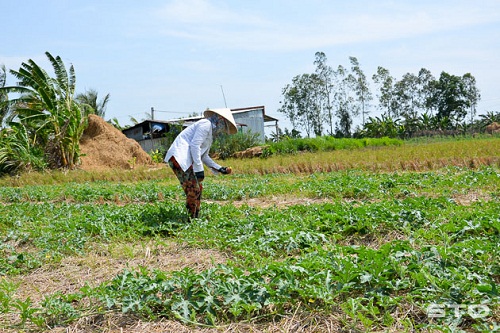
top-left (277, 52), bottom-right (497, 139)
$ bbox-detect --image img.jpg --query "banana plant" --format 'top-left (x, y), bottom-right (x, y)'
top-left (0, 52), bottom-right (86, 169)
top-left (362, 115), bottom-right (402, 138)
top-left (0, 123), bottom-right (47, 174)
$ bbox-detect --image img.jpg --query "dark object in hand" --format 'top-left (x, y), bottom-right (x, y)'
top-left (219, 167), bottom-right (232, 174)
top-left (195, 171), bottom-right (205, 181)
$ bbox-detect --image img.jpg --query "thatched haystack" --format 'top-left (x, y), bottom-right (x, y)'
top-left (79, 115), bottom-right (153, 170)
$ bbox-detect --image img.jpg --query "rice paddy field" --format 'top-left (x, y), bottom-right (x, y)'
top-left (0, 136), bottom-right (499, 332)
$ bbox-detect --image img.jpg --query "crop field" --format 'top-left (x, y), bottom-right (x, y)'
top-left (0, 137), bottom-right (499, 332)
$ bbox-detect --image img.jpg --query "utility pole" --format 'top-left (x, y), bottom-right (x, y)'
top-left (220, 85), bottom-right (228, 108)
top-left (151, 107), bottom-right (154, 120)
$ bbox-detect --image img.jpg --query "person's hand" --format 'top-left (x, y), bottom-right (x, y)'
top-left (219, 167), bottom-right (232, 175)
top-left (195, 171), bottom-right (205, 181)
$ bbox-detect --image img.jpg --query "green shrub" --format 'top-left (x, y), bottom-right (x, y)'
top-left (0, 126), bottom-right (47, 175)
top-left (262, 136), bottom-right (402, 156)
top-left (211, 131), bottom-right (261, 159)
top-left (149, 148), bottom-right (166, 163)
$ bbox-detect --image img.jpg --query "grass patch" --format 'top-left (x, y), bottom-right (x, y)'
top-left (262, 136), bottom-right (403, 156)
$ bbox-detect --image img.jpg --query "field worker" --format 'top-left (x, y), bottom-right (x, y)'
top-left (165, 108), bottom-right (237, 219)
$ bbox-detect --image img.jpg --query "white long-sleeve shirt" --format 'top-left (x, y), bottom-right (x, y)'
top-left (164, 119), bottom-right (222, 173)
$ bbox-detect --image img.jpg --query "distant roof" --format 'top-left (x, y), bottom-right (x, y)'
top-left (122, 119), bottom-right (173, 133)
top-left (166, 106), bottom-right (278, 123)
top-left (231, 106), bottom-right (279, 122)
top-left (122, 106), bottom-right (278, 132)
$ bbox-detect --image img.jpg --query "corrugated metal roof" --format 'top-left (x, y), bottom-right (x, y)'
top-left (122, 106), bottom-right (278, 133)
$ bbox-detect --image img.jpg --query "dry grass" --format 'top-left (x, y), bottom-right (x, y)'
top-left (1, 137), bottom-right (499, 187)
top-left (227, 138), bottom-right (500, 175)
top-left (450, 191), bottom-right (492, 206)
top-left (1, 241), bottom-right (229, 333)
top-left (38, 300), bottom-right (431, 333)
top-left (222, 197), bottom-right (335, 209)
top-left (42, 312), bottom-right (347, 333)
top-left (13, 240), bottom-right (228, 305)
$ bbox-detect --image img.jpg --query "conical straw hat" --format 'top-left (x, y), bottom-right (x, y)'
top-left (203, 108), bottom-right (238, 134)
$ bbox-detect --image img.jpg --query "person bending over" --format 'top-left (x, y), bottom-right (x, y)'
top-left (165, 108), bottom-right (236, 219)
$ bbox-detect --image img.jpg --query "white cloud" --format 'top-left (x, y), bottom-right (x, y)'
top-left (155, 0), bottom-right (268, 26)
top-left (156, 0), bottom-right (229, 24)
top-left (151, 0), bottom-right (500, 52)
top-left (306, 2), bottom-right (500, 48)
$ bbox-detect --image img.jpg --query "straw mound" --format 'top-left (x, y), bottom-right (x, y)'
top-left (486, 121), bottom-right (500, 134)
top-left (79, 114), bottom-right (153, 170)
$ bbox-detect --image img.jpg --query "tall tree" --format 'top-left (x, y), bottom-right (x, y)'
top-left (308, 73), bottom-right (324, 137)
top-left (279, 73), bottom-right (323, 137)
top-left (279, 80), bottom-right (303, 133)
top-left (462, 73), bottom-right (480, 123)
top-left (76, 88), bottom-right (110, 118)
top-left (372, 66), bottom-right (397, 117)
top-left (417, 68), bottom-right (436, 116)
top-left (428, 71), bottom-right (470, 122)
top-left (348, 56), bottom-right (372, 125)
top-left (314, 51), bottom-right (334, 135)
top-left (393, 72), bottom-right (420, 119)
top-left (333, 65), bottom-right (355, 137)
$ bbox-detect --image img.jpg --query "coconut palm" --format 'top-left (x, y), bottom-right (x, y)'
top-left (479, 111), bottom-right (500, 127)
top-left (108, 117), bottom-right (124, 131)
top-left (76, 88), bottom-right (110, 118)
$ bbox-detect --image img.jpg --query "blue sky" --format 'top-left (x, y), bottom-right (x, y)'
top-left (2, 0), bottom-right (500, 133)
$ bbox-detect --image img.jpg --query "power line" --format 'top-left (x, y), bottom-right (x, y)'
top-left (153, 110), bottom-right (189, 113)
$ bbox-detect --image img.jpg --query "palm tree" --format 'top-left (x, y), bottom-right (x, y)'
top-left (76, 88), bottom-right (110, 118)
top-left (479, 111), bottom-right (500, 126)
top-left (0, 51), bottom-right (86, 169)
top-left (108, 117), bottom-right (124, 131)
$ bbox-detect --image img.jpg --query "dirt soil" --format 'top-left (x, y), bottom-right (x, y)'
top-left (79, 115), bottom-right (153, 170)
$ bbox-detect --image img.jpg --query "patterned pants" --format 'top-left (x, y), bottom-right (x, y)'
top-left (168, 157), bottom-right (203, 218)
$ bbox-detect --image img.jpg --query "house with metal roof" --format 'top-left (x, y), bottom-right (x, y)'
top-left (122, 106), bottom-right (278, 153)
